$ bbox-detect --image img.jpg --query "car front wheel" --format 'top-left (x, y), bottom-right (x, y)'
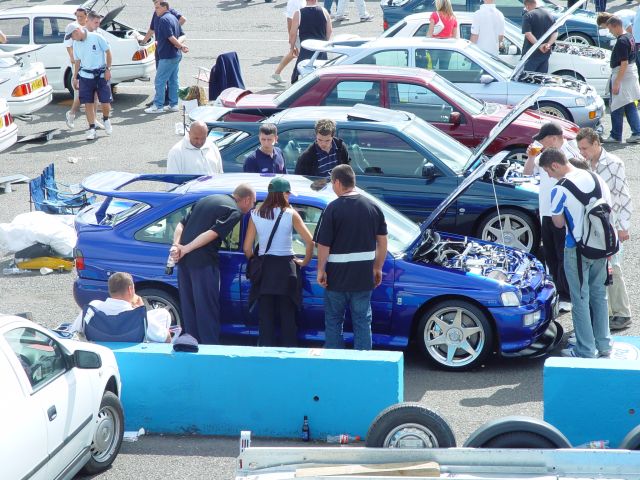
top-left (477, 208), bottom-right (538, 253)
top-left (82, 391), bottom-right (124, 474)
top-left (417, 300), bottom-right (493, 371)
top-left (536, 101), bottom-right (571, 121)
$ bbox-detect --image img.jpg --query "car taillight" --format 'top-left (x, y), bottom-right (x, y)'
top-left (383, 20), bottom-right (389, 30)
top-left (74, 248), bottom-right (85, 271)
top-left (12, 83), bottom-right (32, 97)
top-left (42, 75), bottom-right (49, 87)
top-left (132, 49), bottom-right (148, 61)
top-left (4, 113), bottom-right (12, 126)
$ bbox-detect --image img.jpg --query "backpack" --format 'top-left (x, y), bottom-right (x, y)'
top-left (558, 172), bottom-right (619, 260)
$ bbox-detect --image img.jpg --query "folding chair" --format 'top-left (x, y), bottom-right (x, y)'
top-left (29, 176), bottom-right (85, 215)
top-left (40, 163), bottom-right (93, 211)
top-left (83, 305), bottom-right (148, 343)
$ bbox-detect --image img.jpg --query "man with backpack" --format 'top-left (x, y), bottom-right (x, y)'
top-left (541, 149), bottom-right (618, 359)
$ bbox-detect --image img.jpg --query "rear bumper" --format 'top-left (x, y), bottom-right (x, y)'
top-left (7, 86), bottom-right (53, 115)
top-left (111, 59), bottom-right (155, 84)
top-left (73, 276), bottom-right (109, 308)
top-left (0, 123), bottom-right (18, 152)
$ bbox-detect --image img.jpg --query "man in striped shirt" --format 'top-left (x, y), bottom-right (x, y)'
top-left (295, 119), bottom-right (350, 176)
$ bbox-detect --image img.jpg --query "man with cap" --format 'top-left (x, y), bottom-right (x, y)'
top-left (171, 184), bottom-right (256, 344)
top-left (68, 25), bottom-right (113, 140)
top-left (523, 122), bottom-right (582, 313)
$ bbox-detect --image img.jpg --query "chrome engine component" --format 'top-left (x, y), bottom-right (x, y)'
top-left (516, 71), bottom-right (590, 95)
top-left (552, 42), bottom-right (607, 59)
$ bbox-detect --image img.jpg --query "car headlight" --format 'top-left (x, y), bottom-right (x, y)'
top-left (575, 97), bottom-right (586, 106)
top-left (523, 310), bottom-right (541, 326)
top-left (501, 291), bottom-right (521, 307)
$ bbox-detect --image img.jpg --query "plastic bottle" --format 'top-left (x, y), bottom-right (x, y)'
top-left (2, 267), bottom-right (24, 275)
top-left (165, 247), bottom-right (177, 275)
top-left (576, 440), bottom-right (609, 449)
top-left (326, 434), bottom-right (361, 444)
top-left (301, 416), bottom-right (310, 442)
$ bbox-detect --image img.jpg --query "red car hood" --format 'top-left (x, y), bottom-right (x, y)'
top-left (218, 88), bottom-right (278, 108)
top-left (484, 103), bottom-right (579, 140)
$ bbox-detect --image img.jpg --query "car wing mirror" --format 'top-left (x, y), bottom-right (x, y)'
top-left (508, 45), bottom-right (518, 55)
top-left (480, 74), bottom-right (495, 85)
top-left (422, 162), bottom-right (436, 179)
top-left (449, 111), bottom-right (461, 125)
top-left (73, 350), bottom-right (102, 369)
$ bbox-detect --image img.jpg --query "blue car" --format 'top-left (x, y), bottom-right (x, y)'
top-left (381, 0), bottom-right (615, 48)
top-left (73, 153), bottom-right (560, 371)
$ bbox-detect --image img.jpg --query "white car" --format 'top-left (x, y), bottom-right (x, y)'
top-left (0, 48), bottom-right (52, 116)
top-left (0, 314), bottom-right (124, 479)
top-left (0, 0), bottom-right (155, 95)
top-left (0, 98), bottom-right (18, 152)
top-left (381, 11), bottom-right (612, 98)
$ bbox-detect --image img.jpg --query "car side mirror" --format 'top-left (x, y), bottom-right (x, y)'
top-left (508, 45), bottom-right (518, 55)
top-left (449, 112), bottom-right (461, 125)
top-left (73, 350), bottom-right (102, 369)
top-left (422, 162), bottom-right (436, 179)
top-left (480, 74), bottom-right (495, 85)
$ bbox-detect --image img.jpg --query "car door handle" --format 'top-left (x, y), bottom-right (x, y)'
top-left (47, 405), bottom-right (57, 421)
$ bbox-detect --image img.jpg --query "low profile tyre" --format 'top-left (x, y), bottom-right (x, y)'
top-left (366, 403), bottom-right (456, 448)
top-left (416, 300), bottom-right (493, 371)
top-left (464, 416), bottom-right (571, 449)
top-left (477, 208), bottom-right (538, 253)
top-left (560, 32), bottom-right (594, 46)
top-left (137, 287), bottom-right (181, 327)
top-left (620, 424), bottom-right (640, 450)
top-left (82, 391), bottom-right (124, 474)
top-left (536, 101), bottom-right (571, 121)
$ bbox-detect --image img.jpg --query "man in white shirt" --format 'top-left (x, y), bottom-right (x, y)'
top-left (523, 122), bottom-right (582, 313)
top-left (166, 121), bottom-right (223, 175)
top-left (470, 0), bottom-right (505, 56)
top-left (72, 272), bottom-right (171, 343)
top-left (542, 149), bottom-right (612, 359)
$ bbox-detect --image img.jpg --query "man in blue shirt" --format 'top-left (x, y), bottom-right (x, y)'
top-left (243, 124), bottom-right (288, 174)
top-left (145, 1), bottom-right (188, 114)
top-left (68, 26), bottom-right (112, 140)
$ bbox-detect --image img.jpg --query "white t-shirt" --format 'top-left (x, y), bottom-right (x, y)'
top-left (470, 3), bottom-right (505, 56)
top-left (286, 0), bottom-right (306, 19)
top-left (251, 207), bottom-right (295, 256)
top-left (534, 140), bottom-right (582, 217)
top-left (167, 136), bottom-right (223, 176)
top-left (550, 169), bottom-right (612, 247)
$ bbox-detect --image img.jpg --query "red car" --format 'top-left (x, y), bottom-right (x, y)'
top-left (217, 65), bottom-right (578, 160)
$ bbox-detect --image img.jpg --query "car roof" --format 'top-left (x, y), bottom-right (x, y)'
top-left (318, 64), bottom-right (436, 82)
top-left (362, 37), bottom-right (471, 49)
top-left (0, 315), bottom-right (29, 330)
top-left (268, 103), bottom-right (413, 125)
top-left (0, 5), bottom-right (76, 16)
top-left (403, 11), bottom-right (474, 23)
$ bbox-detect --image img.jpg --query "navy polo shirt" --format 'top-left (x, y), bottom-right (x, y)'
top-left (150, 8), bottom-right (184, 38)
top-left (156, 12), bottom-right (181, 59)
top-left (243, 147), bottom-right (288, 174)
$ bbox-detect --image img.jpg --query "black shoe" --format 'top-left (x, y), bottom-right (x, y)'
top-left (610, 316), bottom-right (631, 331)
top-left (145, 100), bottom-right (154, 107)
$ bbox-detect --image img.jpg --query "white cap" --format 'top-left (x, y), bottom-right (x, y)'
top-left (63, 22), bottom-right (80, 46)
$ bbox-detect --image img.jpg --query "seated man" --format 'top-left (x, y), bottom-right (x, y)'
top-left (71, 272), bottom-right (171, 343)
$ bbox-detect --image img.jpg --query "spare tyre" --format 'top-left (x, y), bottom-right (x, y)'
top-left (620, 424), bottom-right (640, 450)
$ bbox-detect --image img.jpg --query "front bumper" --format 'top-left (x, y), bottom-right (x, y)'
top-left (567, 95), bottom-right (605, 128)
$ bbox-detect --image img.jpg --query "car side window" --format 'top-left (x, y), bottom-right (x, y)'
top-left (291, 204), bottom-right (322, 257)
top-left (414, 23), bottom-right (429, 37)
top-left (4, 328), bottom-right (67, 390)
top-left (323, 81), bottom-right (381, 107)
top-left (357, 50), bottom-right (408, 67)
top-left (33, 17), bottom-right (67, 44)
top-left (388, 82), bottom-right (455, 124)
top-left (339, 128), bottom-right (427, 178)
top-left (0, 18), bottom-right (30, 44)
top-left (275, 128), bottom-right (316, 171)
top-left (416, 49), bottom-right (487, 83)
top-left (459, 24), bottom-right (472, 40)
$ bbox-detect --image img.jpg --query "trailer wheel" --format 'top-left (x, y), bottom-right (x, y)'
top-left (366, 403), bottom-right (456, 449)
top-left (620, 425), bottom-right (640, 450)
top-left (464, 416), bottom-right (571, 449)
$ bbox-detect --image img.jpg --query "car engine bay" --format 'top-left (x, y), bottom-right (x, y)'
top-left (552, 42), bottom-right (607, 59)
top-left (516, 71), bottom-right (590, 95)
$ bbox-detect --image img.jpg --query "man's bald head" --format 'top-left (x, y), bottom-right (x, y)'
top-left (188, 121), bottom-right (209, 149)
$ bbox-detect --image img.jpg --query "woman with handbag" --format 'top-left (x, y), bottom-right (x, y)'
top-left (243, 177), bottom-right (314, 347)
top-left (426, 0), bottom-right (459, 71)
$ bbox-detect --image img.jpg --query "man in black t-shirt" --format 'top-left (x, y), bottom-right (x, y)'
top-left (521, 0), bottom-right (557, 74)
top-left (315, 165), bottom-right (388, 350)
top-left (172, 184), bottom-right (256, 344)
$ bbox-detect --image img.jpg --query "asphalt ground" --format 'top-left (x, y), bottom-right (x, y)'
top-left (0, 0), bottom-right (639, 478)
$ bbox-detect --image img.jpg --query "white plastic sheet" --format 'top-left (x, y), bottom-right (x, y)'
top-left (0, 212), bottom-right (76, 257)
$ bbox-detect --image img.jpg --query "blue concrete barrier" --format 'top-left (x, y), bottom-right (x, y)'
top-left (106, 343), bottom-right (403, 438)
top-left (544, 336), bottom-right (640, 447)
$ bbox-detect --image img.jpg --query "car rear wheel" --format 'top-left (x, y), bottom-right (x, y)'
top-left (536, 101), bottom-right (571, 121)
top-left (559, 32), bottom-right (594, 46)
top-left (417, 300), bottom-right (493, 371)
top-left (138, 287), bottom-right (182, 327)
top-left (477, 208), bottom-right (537, 253)
top-left (82, 391), bottom-right (124, 474)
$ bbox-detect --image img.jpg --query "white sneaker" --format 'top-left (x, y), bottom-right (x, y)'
top-left (567, 333), bottom-right (576, 346)
top-left (559, 301), bottom-right (572, 313)
top-left (86, 128), bottom-right (96, 140)
top-left (65, 111), bottom-right (75, 129)
top-left (94, 120), bottom-right (105, 130)
top-left (271, 73), bottom-right (284, 83)
top-left (145, 105), bottom-right (164, 114)
top-left (103, 119), bottom-right (112, 136)
top-left (164, 105), bottom-right (180, 112)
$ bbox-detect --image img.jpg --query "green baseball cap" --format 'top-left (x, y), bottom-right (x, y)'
top-left (268, 177), bottom-right (291, 193)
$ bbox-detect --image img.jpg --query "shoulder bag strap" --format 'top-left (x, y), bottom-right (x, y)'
top-left (263, 209), bottom-right (285, 255)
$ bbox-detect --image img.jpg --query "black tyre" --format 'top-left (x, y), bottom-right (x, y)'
top-left (416, 300), bottom-right (493, 371)
top-left (505, 147), bottom-right (527, 164)
top-left (464, 416), bottom-right (571, 449)
top-left (64, 68), bottom-right (74, 97)
top-left (366, 403), bottom-right (456, 448)
top-left (137, 287), bottom-right (181, 327)
top-left (477, 207), bottom-right (539, 253)
top-left (559, 32), bottom-right (594, 46)
top-left (620, 425), bottom-right (640, 450)
top-left (536, 101), bottom-right (572, 121)
top-left (82, 391), bottom-right (124, 474)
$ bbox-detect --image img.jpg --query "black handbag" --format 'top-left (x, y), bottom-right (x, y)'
top-left (246, 209), bottom-right (285, 284)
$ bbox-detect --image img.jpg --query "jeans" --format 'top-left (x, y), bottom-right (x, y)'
top-left (564, 247), bottom-right (610, 357)
top-left (324, 290), bottom-right (373, 350)
top-left (595, 0), bottom-right (606, 12)
top-left (610, 102), bottom-right (640, 140)
top-left (523, 54), bottom-right (550, 74)
top-left (154, 56), bottom-right (180, 109)
top-left (323, 0), bottom-right (334, 12)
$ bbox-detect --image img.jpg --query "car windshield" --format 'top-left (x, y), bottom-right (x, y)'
top-left (210, 129), bottom-right (250, 151)
top-left (430, 74), bottom-right (484, 115)
top-left (465, 44), bottom-right (514, 78)
top-left (274, 73), bottom-right (319, 106)
top-left (403, 118), bottom-right (471, 174)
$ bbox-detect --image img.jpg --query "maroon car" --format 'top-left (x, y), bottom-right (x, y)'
top-left (217, 65), bottom-right (578, 159)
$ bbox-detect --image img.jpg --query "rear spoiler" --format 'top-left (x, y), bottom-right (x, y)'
top-left (301, 38), bottom-right (370, 54)
top-left (189, 105), bottom-right (284, 124)
top-left (0, 44), bottom-right (45, 59)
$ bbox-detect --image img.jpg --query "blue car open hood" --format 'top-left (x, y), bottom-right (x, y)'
top-left (421, 87), bottom-right (548, 233)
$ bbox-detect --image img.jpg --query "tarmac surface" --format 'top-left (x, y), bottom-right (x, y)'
top-left (0, 0), bottom-right (639, 478)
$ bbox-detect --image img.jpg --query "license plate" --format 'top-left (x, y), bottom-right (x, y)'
top-left (31, 77), bottom-right (43, 90)
top-left (147, 43), bottom-right (156, 55)
top-left (0, 117), bottom-right (3, 128)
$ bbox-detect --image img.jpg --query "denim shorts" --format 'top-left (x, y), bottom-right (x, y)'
top-left (78, 75), bottom-right (112, 104)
